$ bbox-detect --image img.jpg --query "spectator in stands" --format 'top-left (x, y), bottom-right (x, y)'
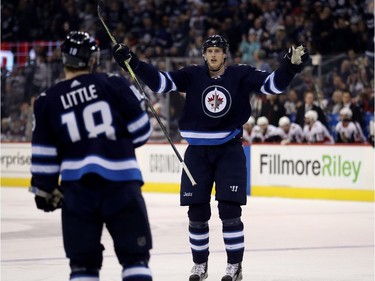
top-left (250, 116), bottom-right (283, 144)
top-left (252, 49), bottom-right (272, 72)
top-left (1, 118), bottom-right (11, 141)
top-left (1, 66), bottom-right (8, 119)
top-left (263, 25), bottom-right (288, 59)
top-left (331, 16), bottom-right (356, 54)
top-left (239, 30), bottom-right (260, 65)
top-left (247, 16), bottom-right (266, 44)
top-left (296, 91), bottom-right (328, 130)
top-left (186, 33), bottom-right (204, 58)
top-left (330, 73), bottom-right (348, 93)
top-left (4, 66), bottom-right (26, 114)
top-left (1, 3), bottom-right (17, 41)
top-left (325, 90), bottom-right (343, 115)
top-left (358, 86), bottom-right (374, 114)
top-left (259, 94), bottom-right (286, 127)
top-left (311, 4), bottom-right (334, 54)
top-left (341, 91), bottom-right (364, 130)
top-left (368, 120), bottom-right (374, 147)
top-left (149, 103), bottom-right (167, 143)
top-left (303, 110), bottom-right (334, 144)
top-left (242, 116), bottom-right (255, 144)
top-left (30, 51), bottom-right (48, 99)
top-left (335, 107), bottom-right (366, 143)
top-left (283, 89), bottom-right (301, 121)
top-left (365, 1), bottom-right (374, 59)
top-left (19, 98), bottom-right (35, 141)
top-left (278, 116), bottom-right (304, 145)
top-left (2, 0), bottom-right (374, 146)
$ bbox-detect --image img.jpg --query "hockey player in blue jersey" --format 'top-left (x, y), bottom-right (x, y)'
top-left (113, 34), bottom-right (309, 281)
top-left (30, 31), bottom-right (153, 281)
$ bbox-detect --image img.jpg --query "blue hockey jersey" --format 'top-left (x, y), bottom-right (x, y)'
top-left (132, 61), bottom-right (296, 145)
top-left (31, 72), bottom-right (152, 191)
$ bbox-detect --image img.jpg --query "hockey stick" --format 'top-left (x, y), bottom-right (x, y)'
top-left (97, 0), bottom-right (197, 186)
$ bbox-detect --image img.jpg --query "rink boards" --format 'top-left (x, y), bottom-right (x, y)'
top-left (1, 143), bottom-right (374, 202)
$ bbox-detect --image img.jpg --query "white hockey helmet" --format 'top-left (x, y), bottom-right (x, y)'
top-left (246, 116), bottom-right (255, 125)
top-left (257, 116), bottom-right (269, 126)
top-left (278, 116), bottom-right (290, 127)
top-left (339, 107), bottom-right (353, 119)
top-left (304, 110), bottom-right (318, 122)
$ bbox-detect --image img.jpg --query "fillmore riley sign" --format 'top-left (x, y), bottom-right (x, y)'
top-left (251, 145), bottom-right (372, 190)
top-left (259, 153), bottom-right (361, 183)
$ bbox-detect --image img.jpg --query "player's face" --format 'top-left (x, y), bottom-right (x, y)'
top-left (204, 47), bottom-right (226, 69)
top-left (304, 117), bottom-right (313, 125)
top-left (281, 124), bottom-right (290, 132)
top-left (259, 124), bottom-right (268, 133)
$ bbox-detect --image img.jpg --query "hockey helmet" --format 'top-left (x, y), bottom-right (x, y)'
top-left (304, 110), bottom-right (318, 123)
top-left (339, 107), bottom-right (353, 118)
top-left (339, 107), bottom-right (352, 122)
top-left (257, 116), bottom-right (269, 126)
top-left (61, 31), bottom-right (99, 69)
top-left (278, 116), bottom-right (291, 127)
top-left (202, 35), bottom-right (229, 55)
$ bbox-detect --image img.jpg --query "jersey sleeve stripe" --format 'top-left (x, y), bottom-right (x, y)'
top-left (127, 112), bottom-right (149, 133)
top-left (31, 164), bottom-right (60, 174)
top-left (132, 126), bottom-right (152, 145)
top-left (165, 72), bottom-right (177, 92)
top-left (260, 72), bottom-right (283, 95)
top-left (31, 145), bottom-right (58, 156)
top-left (157, 72), bottom-right (167, 93)
top-left (267, 72), bottom-right (283, 93)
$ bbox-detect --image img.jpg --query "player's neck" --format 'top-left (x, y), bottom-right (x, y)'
top-left (209, 64), bottom-right (225, 78)
top-left (64, 70), bottom-right (90, 80)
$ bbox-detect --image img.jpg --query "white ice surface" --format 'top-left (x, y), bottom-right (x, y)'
top-left (1, 187), bottom-right (374, 281)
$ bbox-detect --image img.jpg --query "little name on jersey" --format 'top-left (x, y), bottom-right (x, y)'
top-left (61, 84), bottom-right (98, 109)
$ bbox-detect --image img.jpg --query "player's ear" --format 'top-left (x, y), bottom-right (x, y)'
top-left (202, 54), bottom-right (207, 62)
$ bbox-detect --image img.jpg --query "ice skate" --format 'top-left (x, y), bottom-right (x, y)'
top-left (221, 262), bottom-right (243, 281)
top-left (189, 262), bottom-right (208, 281)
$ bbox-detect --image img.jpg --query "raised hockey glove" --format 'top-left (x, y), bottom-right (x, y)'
top-left (29, 186), bottom-right (63, 212)
top-left (283, 45), bottom-right (310, 73)
top-left (112, 43), bottom-right (139, 71)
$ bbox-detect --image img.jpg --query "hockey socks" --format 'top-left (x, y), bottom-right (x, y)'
top-left (69, 269), bottom-right (99, 281)
top-left (222, 218), bottom-right (244, 264)
top-left (122, 264), bottom-right (152, 281)
top-left (189, 221), bottom-right (210, 264)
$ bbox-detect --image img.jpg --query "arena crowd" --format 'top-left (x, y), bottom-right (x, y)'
top-left (1, 0), bottom-right (374, 144)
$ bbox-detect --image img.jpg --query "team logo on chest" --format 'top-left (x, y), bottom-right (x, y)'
top-left (201, 85), bottom-right (232, 118)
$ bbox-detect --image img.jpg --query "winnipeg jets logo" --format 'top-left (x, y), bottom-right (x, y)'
top-left (202, 85), bottom-right (231, 118)
top-left (207, 92), bottom-right (224, 111)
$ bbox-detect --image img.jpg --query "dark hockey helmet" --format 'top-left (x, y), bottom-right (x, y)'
top-left (61, 31), bottom-right (99, 69)
top-left (202, 35), bottom-right (229, 54)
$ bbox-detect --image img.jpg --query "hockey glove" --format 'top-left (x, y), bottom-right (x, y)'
top-left (29, 186), bottom-right (63, 212)
top-left (112, 43), bottom-right (139, 71)
top-left (283, 45), bottom-right (310, 73)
